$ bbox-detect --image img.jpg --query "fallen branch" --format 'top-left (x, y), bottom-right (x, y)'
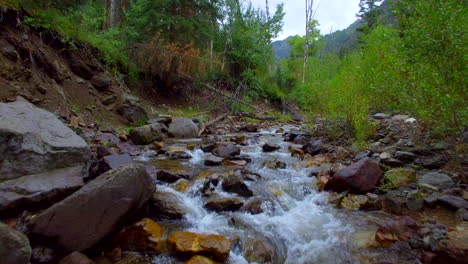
top-left (205, 84), bottom-right (261, 112)
top-left (198, 113), bottom-right (230, 136)
top-left (237, 112), bottom-right (278, 121)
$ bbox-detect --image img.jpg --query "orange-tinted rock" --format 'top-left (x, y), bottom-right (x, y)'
top-left (167, 231), bottom-right (231, 262)
top-left (114, 218), bottom-right (162, 252)
top-left (186, 255), bottom-right (218, 264)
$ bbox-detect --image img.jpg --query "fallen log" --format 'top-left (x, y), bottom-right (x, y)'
top-left (237, 112), bottom-right (278, 121)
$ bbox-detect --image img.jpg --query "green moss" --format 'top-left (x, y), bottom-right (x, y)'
top-left (380, 168), bottom-right (417, 192)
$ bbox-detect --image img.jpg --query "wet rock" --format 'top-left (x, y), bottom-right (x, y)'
top-left (302, 139), bottom-right (327, 156)
top-left (240, 124), bottom-right (258, 133)
top-left (354, 150), bottom-right (371, 160)
top-left (222, 173), bottom-right (254, 197)
top-left (240, 170), bottom-right (261, 181)
top-left (213, 142), bottom-right (241, 158)
top-left (205, 197), bottom-right (244, 212)
top-left (244, 237), bottom-right (274, 263)
top-left (328, 192), bottom-right (347, 207)
top-left (418, 172), bottom-right (454, 190)
top-left (262, 143), bottom-right (280, 152)
top-left (0, 97), bottom-right (91, 181)
top-left (308, 164), bottom-right (333, 178)
top-left (340, 195), bottom-right (370, 210)
top-left (382, 190), bottom-right (407, 215)
top-left (263, 160), bottom-right (287, 169)
top-left (0, 222), bottom-right (32, 264)
top-left (117, 94), bottom-right (148, 124)
top-left (335, 146), bottom-right (351, 160)
top-left (114, 218), bottom-right (162, 252)
top-left (29, 164), bottom-right (154, 252)
top-left (394, 151), bottom-right (417, 163)
top-left (167, 231), bottom-right (231, 262)
top-left (31, 246), bottom-right (56, 263)
top-left (244, 198), bottom-right (263, 214)
top-left (116, 142), bottom-right (141, 156)
top-left (325, 158), bottom-right (383, 193)
top-left (90, 72), bottom-right (112, 90)
top-left (0, 166), bottom-right (84, 213)
top-left (373, 113), bottom-right (392, 119)
top-left (383, 168), bottom-right (417, 190)
top-left (96, 153), bottom-right (133, 175)
top-left (96, 145), bottom-right (114, 159)
top-left (95, 132), bottom-right (120, 146)
top-left (168, 117), bottom-right (199, 139)
top-left (58, 252), bottom-right (94, 264)
top-left (168, 151), bottom-right (192, 160)
top-left (129, 123), bottom-right (168, 145)
top-left (201, 142), bottom-right (216, 153)
top-left (157, 170), bottom-right (189, 183)
top-left (437, 195), bottom-right (468, 211)
top-left (375, 216), bottom-right (418, 246)
top-left (204, 155), bottom-right (224, 166)
top-left (223, 160), bottom-right (247, 166)
top-left (148, 191), bottom-right (186, 220)
top-left (406, 191), bottom-right (424, 211)
top-left (186, 255), bottom-right (217, 264)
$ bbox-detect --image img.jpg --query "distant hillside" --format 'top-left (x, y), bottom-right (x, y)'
top-left (272, 0), bottom-right (396, 59)
top-left (272, 36), bottom-right (292, 60)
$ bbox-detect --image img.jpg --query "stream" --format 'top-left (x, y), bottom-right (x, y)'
top-left (138, 125), bottom-right (382, 264)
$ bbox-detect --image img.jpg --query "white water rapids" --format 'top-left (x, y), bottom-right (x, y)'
top-left (144, 126), bottom-right (374, 264)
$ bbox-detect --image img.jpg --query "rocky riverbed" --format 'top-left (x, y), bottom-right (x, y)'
top-left (0, 97), bottom-right (467, 264)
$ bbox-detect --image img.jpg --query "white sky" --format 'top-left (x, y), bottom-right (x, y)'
top-left (249, 0), bottom-right (361, 40)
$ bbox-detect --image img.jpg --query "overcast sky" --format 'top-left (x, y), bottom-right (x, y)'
top-left (249, 0), bottom-right (361, 40)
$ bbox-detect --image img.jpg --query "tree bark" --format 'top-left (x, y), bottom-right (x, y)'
top-left (103, 0), bottom-right (130, 30)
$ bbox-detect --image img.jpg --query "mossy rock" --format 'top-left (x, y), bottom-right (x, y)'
top-left (383, 168), bottom-right (417, 190)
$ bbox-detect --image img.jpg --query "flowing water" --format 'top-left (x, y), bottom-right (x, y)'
top-left (140, 126), bottom-right (382, 264)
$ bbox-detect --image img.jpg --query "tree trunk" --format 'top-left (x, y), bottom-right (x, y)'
top-left (103, 0), bottom-right (130, 30)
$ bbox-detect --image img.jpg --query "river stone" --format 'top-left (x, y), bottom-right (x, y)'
top-left (129, 123), bottom-right (168, 145)
top-left (29, 164), bottom-right (154, 252)
top-left (213, 142), bottom-right (241, 158)
top-left (148, 191), bottom-right (186, 220)
top-left (186, 255), bottom-right (217, 264)
top-left (0, 97), bottom-right (91, 181)
top-left (98, 153), bottom-right (133, 174)
top-left (167, 231), bottom-right (231, 262)
top-left (0, 222), bottom-right (32, 264)
top-left (204, 154), bottom-right (224, 166)
top-left (0, 166), bottom-right (84, 213)
top-left (437, 195), bottom-right (468, 211)
top-left (58, 252), bottom-right (94, 264)
top-left (302, 139), bottom-right (327, 156)
top-left (114, 218), bottom-right (162, 252)
top-left (117, 94), bottom-right (148, 124)
top-left (262, 143), bottom-right (280, 152)
top-left (325, 158), bottom-right (383, 193)
top-left (418, 172), bottom-right (454, 190)
top-left (168, 117), bottom-right (199, 139)
top-left (205, 197), bottom-right (244, 212)
top-left (157, 170), bottom-right (190, 183)
top-left (222, 173), bottom-right (253, 197)
top-left (244, 237), bottom-right (274, 263)
top-left (90, 72), bottom-right (112, 90)
top-left (394, 151), bottom-right (417, 163)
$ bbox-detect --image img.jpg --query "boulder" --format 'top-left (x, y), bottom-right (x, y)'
top-left (222, 173), bottom-right (253, 197)
top-left (418, 172), bottom-right (454, 190)
top-left (0, 97), bottom-right (91, 181)
top-left (96, 145), bottom-right (114, 159)
top-left (148, 191), bottom-right (186, 220)
top-left (129, 123), bottom-right (168, 145)
top-left (325, 158), bottom-right (383, 193)
top-left (205, 197), bottom-right (244, 212)
top-left (29, 164), bottom-right (154, 252)
top-left (0, 222), bottom-right (32, 264)
top-left (212, 142), bottom-right (241, 158)
top-left (302, 139), bottom-right (327, 156)
top-left (262, 143), bottom-right (281, 152)
top-left (157, 170), bottom-right (190, 183)
top-left (58, 252), bottom-right (94, 264)
top-left (168, 118), bottom-right (199, 139)
top-left (90, 72), bottom-right (112, 90)
top-left (186, 255), bottom-right (217, 264)
top-left (97, 153), bottom-right (133, 175)
top-left (113, 218), bottom-right (162, 252)
top-left (204, 155), bottom-right (224, 166)
top-left (437, 195), bottom-right (468, 211)
top-left (167, 231), bottom-right (231, 262)
top-left (0, 166), bottom-right (84, 213)
top-left (117, 94), bottom-right (148, 124)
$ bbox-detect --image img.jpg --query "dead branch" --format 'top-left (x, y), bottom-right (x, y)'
top-left (237, 112), bottom-right (277, 121)
top-left (198, 112), bottom-right (230, 136)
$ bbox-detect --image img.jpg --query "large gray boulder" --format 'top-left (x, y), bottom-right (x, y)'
top-left (168, 117), bottom-right (199, 138)
top-left (418, 172), bottom-right (454, 190)
top-left (116, 94), bottom-right (148, 124)
top-left (0, 97), bottom-right (91, 181)
top-left (0, 166), bottom-right (84, 213)
top-left (0, 222), bottom-right (32, 264)
top-left (29, 164), bottom-right (155, 252)
top-left (129, 123), bottom-right (168, 145)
